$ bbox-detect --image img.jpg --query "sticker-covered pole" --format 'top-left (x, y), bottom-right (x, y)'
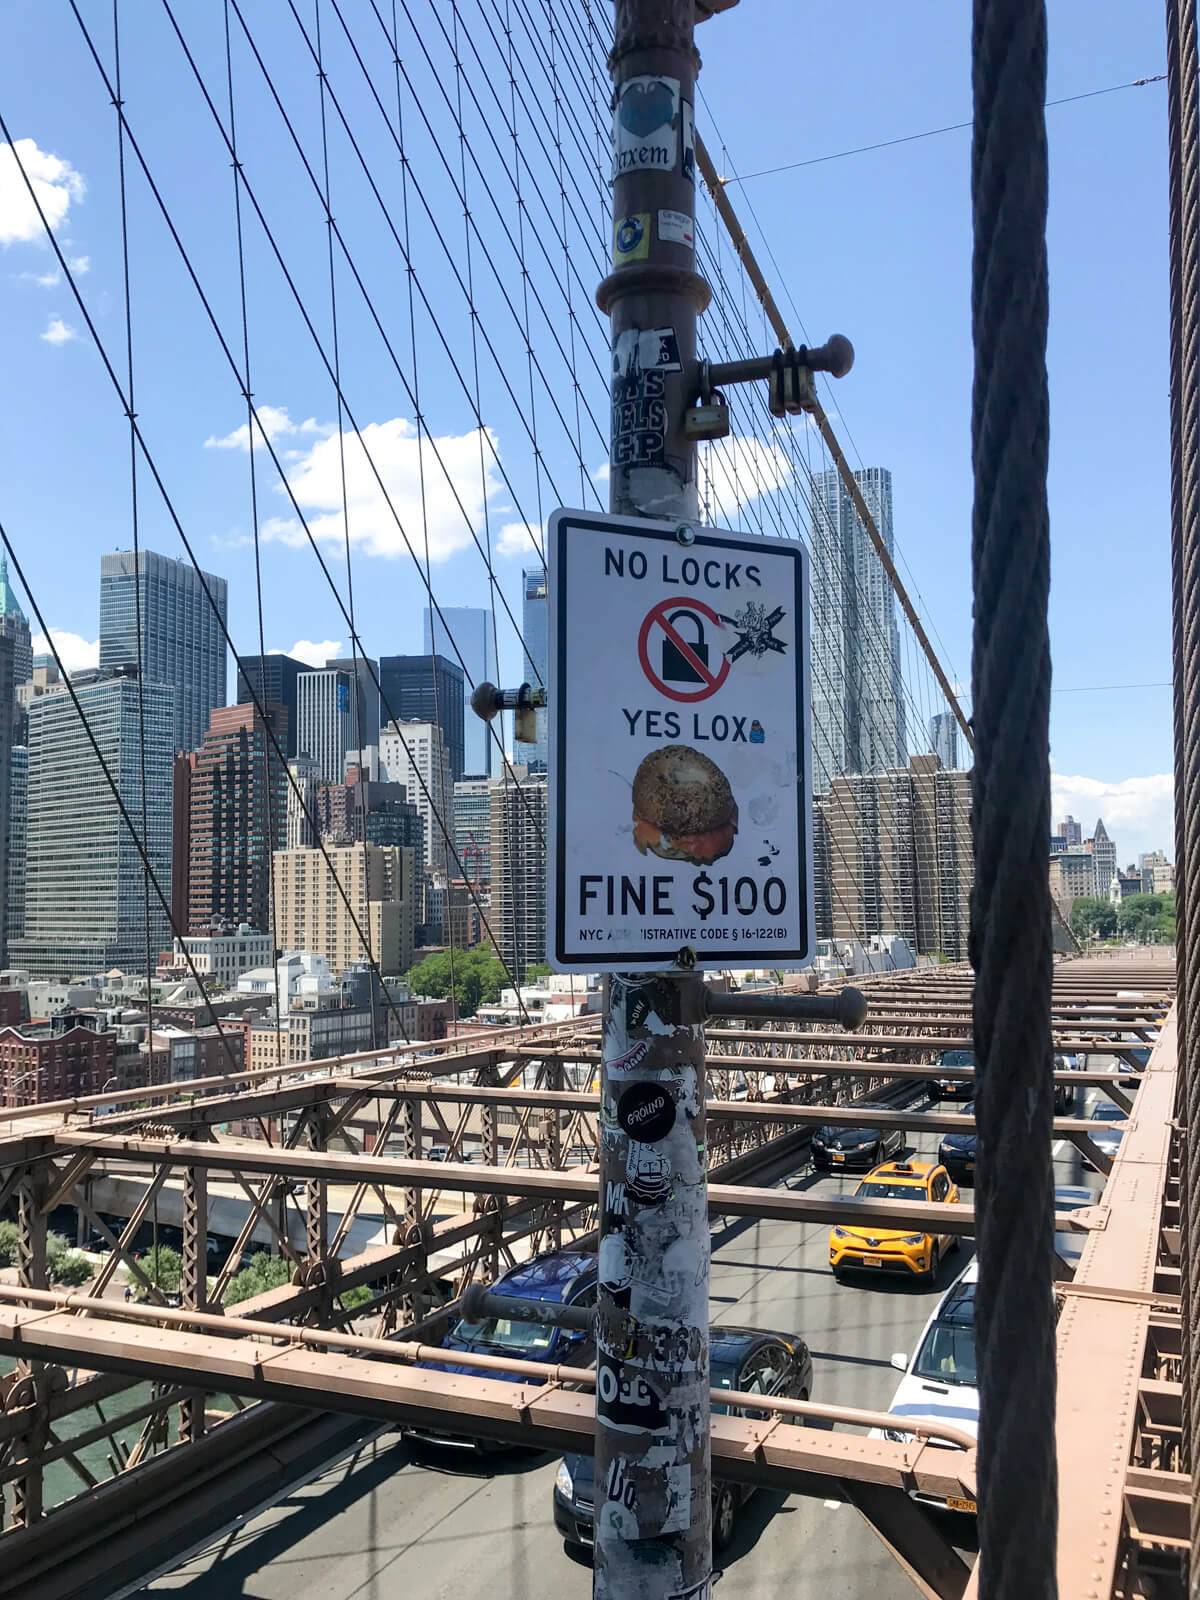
top-left (594, 4), bottom-right (712, 1598)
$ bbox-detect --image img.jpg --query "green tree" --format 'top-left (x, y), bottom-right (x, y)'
top-left (0, 1220), bottom-right (19, 1268)
top-left (1070, 896), bottom-right (1117, 940)
top-left (223, 1250), bottom-right (292, 1305)
top-left (141, 1244), bottom-right (182, 1293)
top-left (337, 1284), bottom-right (374, 1314)
top-left (405, 947), bottom-right (514, 1017)
top-left (52, 1252), bottom-right (93, 1287)
top-left (1117, 893), bottom-right (1175, 943)
top-left (524, 962), bottom-right (553, 982)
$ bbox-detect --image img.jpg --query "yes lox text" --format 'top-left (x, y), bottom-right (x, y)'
top-left (623, 710), bottom-right (755, 742)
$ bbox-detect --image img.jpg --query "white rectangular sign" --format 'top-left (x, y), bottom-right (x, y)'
top-left (547, 510), bottom-right (813, 971)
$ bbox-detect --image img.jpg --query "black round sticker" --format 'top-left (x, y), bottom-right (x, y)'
top-left (616, 1080), bottom-right (676, 1143)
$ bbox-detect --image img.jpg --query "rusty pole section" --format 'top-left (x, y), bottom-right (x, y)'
top-left (593, 3), bottom-right (713, 1596)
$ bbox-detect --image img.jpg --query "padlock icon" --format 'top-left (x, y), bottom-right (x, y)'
top-left (662, 608), bottom-right (709, 683)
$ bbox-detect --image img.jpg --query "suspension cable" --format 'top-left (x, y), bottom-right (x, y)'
top-left (969, 2), bottom-right (1058, 1593)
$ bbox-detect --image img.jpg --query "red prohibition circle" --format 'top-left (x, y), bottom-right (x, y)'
top-left (637, 597), bottom-right (731, 703)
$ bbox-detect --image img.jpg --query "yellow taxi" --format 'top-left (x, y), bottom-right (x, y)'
top-left (829, 1159), bottom-right (961, 1283)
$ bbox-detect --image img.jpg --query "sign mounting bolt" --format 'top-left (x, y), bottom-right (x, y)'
top-left (677, 523), bottom-right (697, 546)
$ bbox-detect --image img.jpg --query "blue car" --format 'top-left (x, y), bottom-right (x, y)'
top-left (553, 1326), bottom-right (813, 1554)
top-left (410, 1249), bottom-right (597, 1449)
top-left (937, 1101), bottom-right (977, 1185)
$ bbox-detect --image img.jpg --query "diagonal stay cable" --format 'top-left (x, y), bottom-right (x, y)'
top-left (73, 3), bottom-right (548, 898)
top-left (0, 102), bottom-right (424, 1047)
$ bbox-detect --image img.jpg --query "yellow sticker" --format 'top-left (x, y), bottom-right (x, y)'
top-left (613, 213), bottom-right (650, 265)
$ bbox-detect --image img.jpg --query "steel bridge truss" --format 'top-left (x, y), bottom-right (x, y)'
top-left (0, 958), bottom-right (1180, 1600)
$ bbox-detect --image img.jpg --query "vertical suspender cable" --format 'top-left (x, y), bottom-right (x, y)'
top-left (1166, 0), bottom-right (1200, 1566)
top-left (969, 1), bottom-right (1058, 1596)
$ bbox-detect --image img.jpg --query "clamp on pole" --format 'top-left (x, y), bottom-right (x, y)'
top-left (470, 681), bottom-right (547, 748)
top-left (685, 336), bottom-right (854, 438)
top-left (703, 985), bottom-right (869, 1031)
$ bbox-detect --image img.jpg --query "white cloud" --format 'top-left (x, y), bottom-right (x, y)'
top-left (1050, 771), bottom-right (1174, 865)
top-left (40, 315), bottom-right (76, 345)
top-left (204, 405), bottom-right (328, 454)
top-left (67, 253), bottom-right (88, 274)
top-left (0, 139), bottom-right (85, 246)
top-left (699, 434), bottom-right (792, 515)
top-left (31, 628), bottom-right (98, 674)
top-left (271, 639), bottom-right (343, 668)
top-left (18, 267), bottom-right (60, 288)
top-left (259, 416), bottom-right (503, 563)
top-left (496, 521), bottom-right (544, 560)
top-left (592, 460), bottom-right (611, 486)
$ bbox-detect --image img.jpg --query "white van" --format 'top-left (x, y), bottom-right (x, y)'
top-left (879, 1258), bottom-right (979, 1513)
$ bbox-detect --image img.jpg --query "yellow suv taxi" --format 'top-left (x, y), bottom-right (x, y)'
top-left (829, 1159), bottom-right (961, 1283)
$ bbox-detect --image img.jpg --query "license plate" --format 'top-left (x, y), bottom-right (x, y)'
top-left (946, 1496), bottom-right (977, 1514)
top-left (863, 1255), bottom-right (883, 1268)
top-left (832, 1153), bottom-right (845, 1163)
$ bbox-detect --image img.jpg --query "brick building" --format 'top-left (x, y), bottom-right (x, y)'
top-left (173, 702), bottom-right (288, 934)
top-left (0, 1018), bottom-right (115, 1105)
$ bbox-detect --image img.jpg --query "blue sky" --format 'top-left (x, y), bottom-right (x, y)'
top-left (0, 0), bottom-right (1175, 861)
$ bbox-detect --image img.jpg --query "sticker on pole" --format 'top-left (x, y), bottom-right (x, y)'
top-left (612, 77), bottom-right (681, 178)
top-left (547, 509), bottom-right (813, 971)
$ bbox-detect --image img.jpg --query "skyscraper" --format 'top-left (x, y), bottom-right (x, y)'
top-left (928, 711), bottom-right (960, 772)
top-left (272, 842), bottom-right (415, 977)
top-left (10, 670), bottom-right (174, 977)
top-left (0, 633), bottom-right (12, 965)
top-left (821, 755), bottom-right (973, 960)
top-left (378, 654), bottom-right (466, 781)
top-left (379, 720), bottom-right (452, 877)
top-left (809, 467), bottom-right (905, 794)
top-left (285, 754), bottom-right (321, 850)
top-left (517, 568), bottom-right (548, 773)
top-left (99, 550), bottom-right (228, 753)
top-left (5, 744), bottom-right (27, 956)
top-left (423, 607), bottom-right (497, 777)
top-left (0, 555), bottom-right (32, 694)
top-left (175, 703), bottom-right (288, 934)
top-left (296, 667), bottom-right (353, 782)
top-left (236, 652), bottom-right (307, 758)
top-left (325, 654), bottom-right (380, 754)
top-left (454, 777), bottom-right (492, 887)
top-left (1089, 818), bottom-right (1117, 900)
top-left (489, 765), bottom-right (548, 982)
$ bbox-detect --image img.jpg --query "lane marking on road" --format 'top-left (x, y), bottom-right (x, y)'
top-left (823, 1500), bottom-right (843, 1510)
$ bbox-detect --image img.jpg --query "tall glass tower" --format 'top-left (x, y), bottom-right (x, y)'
top-left (809, 467), bottom-right (905, 794)
top-left (10, 671), bottom-right (174, 976)
top-left (423, 607), bottom-right (497, 777)
top-left (517, 568), bottom-right (548, 773)
top-left (99, 549), bottom-right (228, 753)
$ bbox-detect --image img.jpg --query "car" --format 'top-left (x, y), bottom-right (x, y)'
top-left (1053, 1053), bottom-right (1081, 1114)
top-left (811, 1123), bottom-right (906, 1172)
top-left (879, 1260), bottom-right (979, 1515)
top-left (829, 1159), bottom-right (962, 1282)
top-left (410, 1249), bottom-right (597, 1449)
top-left (936, 1102), bottom-right (977, 1185)
top-left (1087, 1101), bottom-right (1126, 1160)
top-left (553, 1327), bottom-right (813, 1555)
top-left (931, 1048), bottom-right (976, 1099)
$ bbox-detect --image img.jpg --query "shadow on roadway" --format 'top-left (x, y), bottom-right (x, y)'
top-left (140, 1432), bottom-right (413, 1598)
top-left (560, 1488), bottom-right (795, 1571)
top-left (139, 1431), bottom-right (557, 1598)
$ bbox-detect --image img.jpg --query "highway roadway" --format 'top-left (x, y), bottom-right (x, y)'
top-left (147, 1083), bottom-right (1110, 1600)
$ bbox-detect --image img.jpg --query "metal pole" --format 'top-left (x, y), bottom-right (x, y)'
top-left (594, 5), bottom-right (712, 1595)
